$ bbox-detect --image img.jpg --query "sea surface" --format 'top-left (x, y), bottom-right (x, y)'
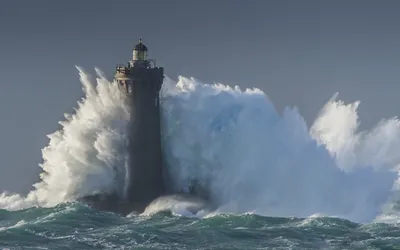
top-left (1, 203), bottom-right (399, 250)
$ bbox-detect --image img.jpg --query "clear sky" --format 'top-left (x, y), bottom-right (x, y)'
top-left (1, 0), bottom-right (400, 193)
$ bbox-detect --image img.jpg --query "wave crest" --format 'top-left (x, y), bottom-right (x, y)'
top-left (0, 67), bottom-right (129, 210)
top-left (1, 69), bottom-right (400, 223)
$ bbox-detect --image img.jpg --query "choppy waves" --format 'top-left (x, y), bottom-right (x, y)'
top-left (1, 204), bottom-right (399, 249)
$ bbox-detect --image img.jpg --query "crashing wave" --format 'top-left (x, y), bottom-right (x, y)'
top-left (1, 69), bottom-right (400, 223)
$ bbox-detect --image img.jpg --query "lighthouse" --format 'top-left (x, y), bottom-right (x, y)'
top-left (114, 39), bottom-right (166, 212)
top-left (80, 39), bottom-right (213, 215)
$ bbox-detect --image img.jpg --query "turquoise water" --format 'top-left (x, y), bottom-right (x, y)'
top-left (1, 203), bottom-right (399, 249)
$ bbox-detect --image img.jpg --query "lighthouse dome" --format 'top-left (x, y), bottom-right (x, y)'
top-left (134, 39), bottom-right (148, 51)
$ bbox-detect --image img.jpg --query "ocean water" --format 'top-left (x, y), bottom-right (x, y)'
top-left (1, 203), bottom-right (400, 249)
top-left (1, 67), bottom-right (400, 249)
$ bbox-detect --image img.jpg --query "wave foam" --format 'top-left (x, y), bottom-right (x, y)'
top-left (161, 76), bottom-right (400, 223)
top-left (0, 67), bottom-right (129, 210)
top-left (1, 69), bottom-right (400, 224)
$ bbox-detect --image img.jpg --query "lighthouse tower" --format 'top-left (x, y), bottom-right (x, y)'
top-left (114, 39), bottom-right (165, 211)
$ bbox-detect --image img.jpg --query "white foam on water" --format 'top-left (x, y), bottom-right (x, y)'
top-left (161, 76), bottom-right (400, 223)
top-left (1, 69), bottom-right (400, 224)
top-left (0, 67), bottom-right (129, 210)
